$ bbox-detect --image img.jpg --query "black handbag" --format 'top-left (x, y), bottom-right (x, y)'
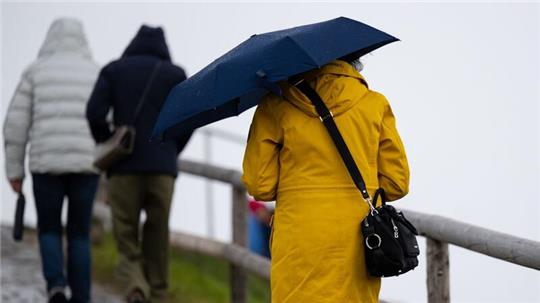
top-left (362, 188), bottom-right (419, 276)
top-left (293, 79), bottom-right (420, 277)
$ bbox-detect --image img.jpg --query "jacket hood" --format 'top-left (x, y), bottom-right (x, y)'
top-left (122, 25), bottom-right (171, 61)
top-left (280, 60), bottom-right (369, 118)
top-left (38, 18), bottom-right (92, 58)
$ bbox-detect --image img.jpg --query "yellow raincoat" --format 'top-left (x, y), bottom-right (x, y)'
top-left (242, 60), bottom-right (410, 303)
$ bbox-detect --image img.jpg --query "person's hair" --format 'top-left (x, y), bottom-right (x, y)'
top-left (339, 53), bottom-right (364, 72)
top-left (350, 58), bottom-right (364, 72)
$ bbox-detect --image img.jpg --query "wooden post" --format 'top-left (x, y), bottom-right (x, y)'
top-left (427, 238), bottom-right (450, 303)
top-left (230, 186), bottom-right (247, 303)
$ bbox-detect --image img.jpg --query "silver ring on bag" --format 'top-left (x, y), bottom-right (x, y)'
top-left (365, 233), bottom-right (382, 250)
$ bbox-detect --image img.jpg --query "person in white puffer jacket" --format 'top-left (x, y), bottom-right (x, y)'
top-left (3, 18), bottom-right (99, 303)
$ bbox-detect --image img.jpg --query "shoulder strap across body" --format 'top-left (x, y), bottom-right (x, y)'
top-left (292, 79), bottom-right (378, 213)
top-left (132, 61), bottom-right (163, 125)
top-left (291, 78), bottom-right (420, 278)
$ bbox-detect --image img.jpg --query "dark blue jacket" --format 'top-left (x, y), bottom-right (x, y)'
top-left (87, 25), bottom-right (192, 176)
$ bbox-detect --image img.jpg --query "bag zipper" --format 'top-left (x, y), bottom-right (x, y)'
top-left (391, 218), bottom-right (399, 238)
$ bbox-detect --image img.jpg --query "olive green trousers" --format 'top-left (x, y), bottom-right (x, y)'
top-left (108, 174), bottom-right (174, 303)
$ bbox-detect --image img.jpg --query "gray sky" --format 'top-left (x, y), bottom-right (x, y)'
top-left (1, 2), bottom-right (539, 302)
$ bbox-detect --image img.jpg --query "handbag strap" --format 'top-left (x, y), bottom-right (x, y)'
top-left (293, 79), bottom-right (377, 212)
top-left (132, 61), bottom-right (163, 124)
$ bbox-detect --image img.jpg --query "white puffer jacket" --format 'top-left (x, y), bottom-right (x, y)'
top-left (3, 18), bottom-right (99, 179)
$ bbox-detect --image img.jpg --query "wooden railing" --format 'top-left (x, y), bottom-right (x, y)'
top-left (176, 160), bottom-right (251, 303)
top-left (404, 210), bottom-right (540, 302)
top-left (173, 159), bottom-right (540, 303)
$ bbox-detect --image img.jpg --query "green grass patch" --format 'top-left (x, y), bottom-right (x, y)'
top-left (92, 233), bottom-right (270, 303)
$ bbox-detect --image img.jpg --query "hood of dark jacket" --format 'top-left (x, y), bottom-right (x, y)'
top-left (38, 18), bottom-right (92, 58)
top-left (122, 25), bottom-right (171, 61)
top-left (280, 60), bottom-right (369, 118)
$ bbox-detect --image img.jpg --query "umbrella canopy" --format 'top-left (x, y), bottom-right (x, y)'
top-left (153, 17), bottom-right (398, 140)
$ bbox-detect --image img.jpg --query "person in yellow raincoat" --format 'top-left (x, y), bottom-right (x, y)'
top-left (242, 59), bottom-right (409, 303)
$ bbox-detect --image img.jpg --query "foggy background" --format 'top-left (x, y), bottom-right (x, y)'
top-left (1, 2), bottom-right (539, 302)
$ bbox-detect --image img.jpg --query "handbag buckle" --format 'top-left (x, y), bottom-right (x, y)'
top-left (364, 196), bottom-right (378, 215)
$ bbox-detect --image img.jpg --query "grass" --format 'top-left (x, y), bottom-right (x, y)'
top-left (92, 233), bottom-right (271, 303)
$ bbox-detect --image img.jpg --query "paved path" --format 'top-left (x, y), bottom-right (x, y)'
top-left (1, 226), bottom-right (122, 303)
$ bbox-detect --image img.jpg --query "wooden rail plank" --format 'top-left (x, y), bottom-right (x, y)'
top-left (169, 231), bottom-right (270, 279)
top-left (178, 160), bottom-right (244, 188)
top-left (403, 210), bottom-right (540, 270)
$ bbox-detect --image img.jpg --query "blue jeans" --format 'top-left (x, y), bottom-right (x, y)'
top-left (32, 173), bottom-right (98, 303)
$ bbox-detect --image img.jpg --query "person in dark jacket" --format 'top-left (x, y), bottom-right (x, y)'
top-left (86, 25), bottom-right (192, 303)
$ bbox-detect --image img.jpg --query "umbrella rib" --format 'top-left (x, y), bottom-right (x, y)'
top-left (286, 36), bottom-right (320, 68)
top-left (211, 63), bottom-right (219, 109)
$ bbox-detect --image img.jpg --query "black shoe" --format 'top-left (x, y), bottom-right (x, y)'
top-left (126, 289), bottom-right (145, 303)
top-left (48, 292), bottom-right (68, 303)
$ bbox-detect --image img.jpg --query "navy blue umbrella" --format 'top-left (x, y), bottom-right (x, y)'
top-left (153, 17), bottom-right (398, 140)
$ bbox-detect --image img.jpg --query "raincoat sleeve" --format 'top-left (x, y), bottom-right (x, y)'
top-left (3, 70), bottom-right (33, 180)
top-left (86, 67), bottom-right (113, 143)
top-left (377, 99), bottom-right (410, 201)
top-left (242, 99), bottom-right (283, 201)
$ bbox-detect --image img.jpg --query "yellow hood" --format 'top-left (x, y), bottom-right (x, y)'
top-left (280, 60), bottom-right (369, 118)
